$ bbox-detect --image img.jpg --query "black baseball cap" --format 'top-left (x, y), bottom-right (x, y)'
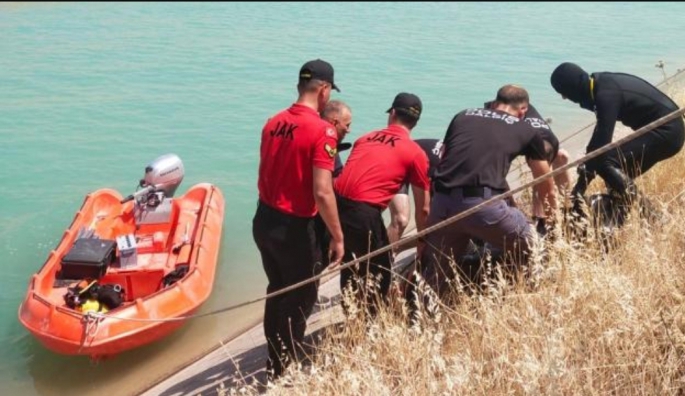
top-left (299, 59), bottom-right (340, 92)
top-left (386, 92), bottom-right (422, 119)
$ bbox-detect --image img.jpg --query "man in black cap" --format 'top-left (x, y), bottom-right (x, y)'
top-left (334, 92), bottom-right (431, 317)
top-left (550, 62), bottom-right (684, 222)
top-left (253, 58), bottom-right (343, 379)
top-left (420, 85), bottom-right (556, 296)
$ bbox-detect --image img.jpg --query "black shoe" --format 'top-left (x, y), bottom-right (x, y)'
top-left (265, 357), bottom-right (286, 383)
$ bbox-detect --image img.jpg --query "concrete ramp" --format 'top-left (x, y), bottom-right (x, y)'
top-left (139, 247), bottom-right (418, 396)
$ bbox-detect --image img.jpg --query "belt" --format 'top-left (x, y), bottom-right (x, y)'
top-left (257, 200), bottom-right (315, 221)
top-left (434, 185), bottom-right (504, 198)
top-left (335, 193), bottom-right (384, 212)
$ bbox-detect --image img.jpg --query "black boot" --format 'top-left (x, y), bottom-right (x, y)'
top-left (597, 165), bottom-right (660, 225)
top-left (596, 165), bottom-right (635, 225)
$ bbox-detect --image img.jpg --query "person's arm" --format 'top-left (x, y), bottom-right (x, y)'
top-left (551, 148), bottom-right (572, 192)
top-left (313, 167), bottom-right (344, 267)
top-left (586, 91), bottom-right (621, 153)
top-left (312, 125), bottom-right (345, 267)
top-left (387, 192), bottom-right (410, 244)
top-left (527, 159), bottom-right (557, 220)
top-left (522, 132), bottom-right (558, 222)
top-left (409, 150), bottom-right (431, 231)
top-left (407, 149), bottom-right (431, 254)
top-left (411, 185), bottom-right (430, 232)
top-left (411, 184), bottom-right (430, 256)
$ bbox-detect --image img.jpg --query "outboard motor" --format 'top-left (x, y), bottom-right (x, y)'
top-left (121, 154), bottom-right (185, 204)
top-left (141, 154), bottom-right (185, 199)
top-left (121, 154), bottom-right (185, 225)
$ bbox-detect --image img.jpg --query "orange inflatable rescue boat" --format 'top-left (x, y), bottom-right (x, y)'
top-left (18, 154), bottom-right (224, 358)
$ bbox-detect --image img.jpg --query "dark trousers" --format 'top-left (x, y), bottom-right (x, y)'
top-left (420, 188), bottom-right (534, 297)
top-left (337, 194), bottom-right (393, 317)
top-left (587, 119), bottom-right (685, 193)
top-left (252, 201), bottom-right (323, 378)
top-left (572, 119), bottom-right (685, 222)
top-left (314, 214), bottom-right (331, 267)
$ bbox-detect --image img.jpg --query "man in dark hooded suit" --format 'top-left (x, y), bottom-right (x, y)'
top-left (550, 62), bottom-right (684, 222)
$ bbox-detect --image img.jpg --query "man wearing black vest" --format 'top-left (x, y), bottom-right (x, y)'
top-left (420, 85), bottom-right (557, 295)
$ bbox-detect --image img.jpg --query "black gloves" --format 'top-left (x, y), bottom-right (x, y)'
top-left (533, 216), bottom-right (548, 238)
top-left (569, 164), bottom-right (596, 219)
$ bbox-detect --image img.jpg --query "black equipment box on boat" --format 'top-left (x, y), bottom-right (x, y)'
top-left (59, 238), bottom-right (117, 280)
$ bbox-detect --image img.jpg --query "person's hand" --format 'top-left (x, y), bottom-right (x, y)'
top-left (569, 164), bottom-right (595, 220)
top-left (327, 238), bottom-right (345, 269)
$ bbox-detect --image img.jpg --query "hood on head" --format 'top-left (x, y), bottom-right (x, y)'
top-left (550, 62), bottom-right (594, 110)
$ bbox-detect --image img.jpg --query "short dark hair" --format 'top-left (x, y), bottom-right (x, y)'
top-left (495, 85), bottom-right (529, 107)
top-left (395, 112), bottom-right (418, 129)
top-left (298, 78), bottom-right (329, 94)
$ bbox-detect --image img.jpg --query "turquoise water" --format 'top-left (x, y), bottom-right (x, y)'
top-left (1, 2), bottom-right (684, 395)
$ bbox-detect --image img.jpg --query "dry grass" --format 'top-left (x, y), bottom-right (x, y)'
top-left (221, 90), bottom-right (685, 396)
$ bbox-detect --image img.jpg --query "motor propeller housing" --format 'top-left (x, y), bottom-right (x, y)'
top-left (142, 154), bottom-right (185, 198)
top-left (121, 154), bottom-right (185, 204)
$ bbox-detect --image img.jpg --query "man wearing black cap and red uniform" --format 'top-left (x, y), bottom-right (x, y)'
top-left (550, 62), bottom-right (684, 223)
top-left (420, 85), bottom-right (556, 296)
top-left (253, 58), bottom-right (344, 379)
top-left (334, 92), bottom-right (431, 317)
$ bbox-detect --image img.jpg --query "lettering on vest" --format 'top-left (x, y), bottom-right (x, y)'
top-left (465, 109), bottom-right (519, 125)
top-left (525, 117), bottom-right (550, 130)
top-left (269, 121), bottom-right (297, 140)
top-left (367, 133), bottom-right (400, 147)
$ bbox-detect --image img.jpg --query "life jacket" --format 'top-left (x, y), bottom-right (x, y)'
top-left (63, 280), bottom-right (125, 312)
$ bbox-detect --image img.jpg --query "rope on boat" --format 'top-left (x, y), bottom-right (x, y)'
top-left (79, 313), bottom-right (104, 353)
top-left (83, 106), bottom-right (685, 324)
